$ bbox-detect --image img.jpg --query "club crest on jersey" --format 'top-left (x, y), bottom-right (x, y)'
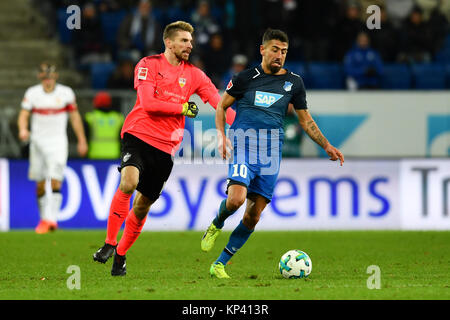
top-left (179, 77), bottom-right (186, 88)
top-left (254, 91), bottom-right (283, 108)
top-left (138, 67), bottom-right (148, 80)
top-left (283, 81), bottom-right (293, 92)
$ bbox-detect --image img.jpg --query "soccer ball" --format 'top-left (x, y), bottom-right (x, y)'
top-left (279, 250), bottom-right (312, 279)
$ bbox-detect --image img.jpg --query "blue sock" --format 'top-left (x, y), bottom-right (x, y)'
top-left (212, 199), bottom-right (236, 229)
top-left (215, 220), bottom-right (254, 265)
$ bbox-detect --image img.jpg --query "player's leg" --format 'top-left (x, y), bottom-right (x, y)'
top-left (94, 134), bottom-right (145, 263)
top-left (47, 179), bottom-right (62, 230)
top-left (94, 165), bottom-right (139, 263)
top-left (112, 191), bottom-right (154, 276)
top-left (112, 192), bottom-right (153, 276)
top-left (45, 142), bottom-right (68, 231)
top-left (105, 165), bottom-right (139, 245)
top-left (202, 163), bottom-right (252, 252)
top-left (29, 142), bottom-right (52, 233)
top-left (210, 194), bottom-right (267, 278)
top-left (111, 140), bottom-right (174, 275)
top-left (34, 180), bottom-right (51, 234)
top-left (201, 183), bottom-right (247, 252)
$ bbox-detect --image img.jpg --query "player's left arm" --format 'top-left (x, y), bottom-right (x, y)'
top-left (296, 109), bottom-right (344, 166)
top-left (69, 107), bottom-right (88, 157)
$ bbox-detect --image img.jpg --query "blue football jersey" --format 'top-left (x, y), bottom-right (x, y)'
top-left (225, 64), bottom-right (307, 154)
top-left (224, 64), bottom-right (308, 200)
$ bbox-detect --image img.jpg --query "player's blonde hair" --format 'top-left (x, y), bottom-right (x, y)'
top-left (163, 21), bottom-right (194, 40)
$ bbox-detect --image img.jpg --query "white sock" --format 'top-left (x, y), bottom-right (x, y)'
top-left (38, 195), bottom-right (49, 221)
top-left (49, 191), bottom-right (63, 223)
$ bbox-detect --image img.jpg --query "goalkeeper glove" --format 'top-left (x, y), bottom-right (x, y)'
top-left (181, 101), bottom-right (199, 118)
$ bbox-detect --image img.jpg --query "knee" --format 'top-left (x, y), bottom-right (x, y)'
top-left (36, 182), bottom-right (46, 197)
top-left (119, 176), bottom-right (138, 194)
top-left (227, 196), bottom-right (245, 212)
top-left (36, 186), bottom-right (45, 198)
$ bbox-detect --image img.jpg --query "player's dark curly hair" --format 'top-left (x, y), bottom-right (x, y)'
top-left (262, 28), bottom-right (289, 45)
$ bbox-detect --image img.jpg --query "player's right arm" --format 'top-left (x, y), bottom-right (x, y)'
top-left (17, 109), bottom-right (31, 142)
top-left (215, 92), bottom-right (235, 159)
top-left (18, 88), bottom-right (33, 142)
top-left (135, 58), bottom-right (196, 117)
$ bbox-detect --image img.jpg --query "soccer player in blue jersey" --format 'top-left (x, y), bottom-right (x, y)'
top-left (201, 28), bottom-right (345, 278)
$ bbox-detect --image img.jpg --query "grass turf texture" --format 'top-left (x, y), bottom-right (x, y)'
top-left (0, 230), bottom-right (449, 300)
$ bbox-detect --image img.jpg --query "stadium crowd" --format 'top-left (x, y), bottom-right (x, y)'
top-left (35, 0), bottom-right (450, 90)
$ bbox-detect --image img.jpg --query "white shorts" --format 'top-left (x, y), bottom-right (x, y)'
top-left (28, 139), bottom-right (68, 182)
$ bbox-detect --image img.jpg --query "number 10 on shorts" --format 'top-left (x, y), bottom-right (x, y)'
top-left (231, 164), bottom-right (248, 178)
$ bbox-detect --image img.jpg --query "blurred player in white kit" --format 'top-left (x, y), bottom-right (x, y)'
top-left (17, 62), bottom-right (88, 234)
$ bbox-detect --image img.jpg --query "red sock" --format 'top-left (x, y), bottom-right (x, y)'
top-left (105, 188), bottom-right (132, 246)
top-left (116, 210), bottom-right (147, 256)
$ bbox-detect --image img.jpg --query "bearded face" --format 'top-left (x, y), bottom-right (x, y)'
top-left (261, 39), bottom-right (288, 75)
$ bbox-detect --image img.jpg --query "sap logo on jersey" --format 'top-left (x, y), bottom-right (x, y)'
top-left (254, 91), bottom-right (283, 108)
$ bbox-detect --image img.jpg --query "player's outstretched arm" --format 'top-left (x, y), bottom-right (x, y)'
top-left (215, 92), bottom-right (235, 159)
top-left (17, 109), bottom-right (31, 142)
top-left (69, 109), bottom-right (88, 157)
top-left (295, 109), bottom-right (344, 166)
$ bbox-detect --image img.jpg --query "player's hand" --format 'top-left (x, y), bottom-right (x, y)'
top-left (77, 140), bottom-right (88, 157)
top-left (181, 102), bottom-right (199, 118)
top-left (217, 132), bottom-right (232, 160)
top-left (18, 128), bottom-right (30, 142)
top-left (324, 143), bottom-right (344, 166)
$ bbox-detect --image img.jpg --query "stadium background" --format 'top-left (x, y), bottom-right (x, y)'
top-left (0, 0), bottom-right (449, 232)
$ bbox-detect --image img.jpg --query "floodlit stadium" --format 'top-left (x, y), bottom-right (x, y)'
top-left (0, 0), bottom-right (449, 308)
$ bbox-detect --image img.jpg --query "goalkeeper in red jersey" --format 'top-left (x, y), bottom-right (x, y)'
top-left (92, 21), bottom-right (236, 276)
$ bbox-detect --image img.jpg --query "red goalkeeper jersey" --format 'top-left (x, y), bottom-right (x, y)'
top-left (121, 53), bottom-right (235, 155)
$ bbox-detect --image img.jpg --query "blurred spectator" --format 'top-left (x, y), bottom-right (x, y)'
top-left (117, 0), bottom-right (162, 62)
top-left (344, 32), bottom-right (383, 90)
top-left (282, 104), bottom-right (303, 158)
top-left (298, 0), bottom-right (339, 61)
top-left (398, 6), bottom-right (434, 63)
top-left (191, 0), bottom-right (221, 54)
top-left (201, 33), bottom-right (232, 89)
top-left (367, 5), bottom-right (400, 62)
top-left (385, 0), bottom-right (415, 28)
top-left (232, 0), bottom-right (262, 61)
top-left (107, 59), bottom-right (135, 89)
top-left (440, 0), bottom-right (450, 22)
top-left (415, 0), bottom-right (439, 21)
top-left (97, 0), bottom-right (123, 12)
top-left (84, 91), bottom-right (124, 159)
top-left (332, 1), bottom-right (365, 61)
top-left (222, 54), bottom-right (248, 89)
top-left (72, 2), bottom-right (111, 66)
top-left (427, 5), bottom-right (449, 55)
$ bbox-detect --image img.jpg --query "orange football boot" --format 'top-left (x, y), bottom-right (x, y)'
top-left (35, 220), bottom-right (51, 234)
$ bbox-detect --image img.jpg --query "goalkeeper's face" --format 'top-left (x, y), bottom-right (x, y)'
top-left (168, 30), bottom-right (193, 62)
top-left (260, 39), bottom-right (288, 75)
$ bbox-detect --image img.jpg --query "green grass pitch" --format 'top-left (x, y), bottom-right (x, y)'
top-left (0, 230), bottom-right (449, 300)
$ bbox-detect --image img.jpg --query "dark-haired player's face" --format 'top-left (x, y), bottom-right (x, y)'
top-left (261, 40), bottom-right (288, 74)
top-left (169, 31), bottom-right (193, 62)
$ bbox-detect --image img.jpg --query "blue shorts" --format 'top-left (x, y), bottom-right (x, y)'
top-left (227, 156), bottom-right (281, 202)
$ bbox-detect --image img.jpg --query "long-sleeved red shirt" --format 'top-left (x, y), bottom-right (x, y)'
top-left (121, 53), bottom-right (235, 155)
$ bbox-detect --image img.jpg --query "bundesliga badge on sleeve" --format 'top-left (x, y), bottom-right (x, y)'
top-left (226, 79), bottom-right (233, 90)
top-left (138, 67), bottom-right (148, 80)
